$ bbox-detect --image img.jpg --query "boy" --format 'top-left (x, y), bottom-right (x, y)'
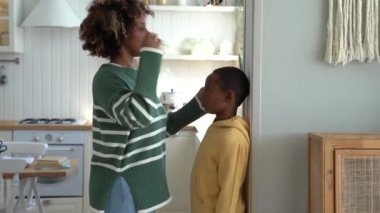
top-left (191, 66), bottom-right (250, 213)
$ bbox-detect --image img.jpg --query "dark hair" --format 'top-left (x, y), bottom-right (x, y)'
top-left (79, 0), bottom-right (153, 59)
top-left (213, 66), bottom-right (250, 107)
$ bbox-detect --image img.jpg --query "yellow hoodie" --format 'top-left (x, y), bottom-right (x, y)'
top-left (191, 116), bottom-right (250, 213)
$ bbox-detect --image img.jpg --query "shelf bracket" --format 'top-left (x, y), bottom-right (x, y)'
top-left (0, 57), bottom-right (20, 64)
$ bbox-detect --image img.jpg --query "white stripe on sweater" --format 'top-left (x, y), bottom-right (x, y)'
top-left (92, 127), bottom-right (130, 136)
top-left (91, 152), bottom-right (166, 172)
top-left (92, 140), bottom-right (165, 160)
top-left (89, 206), bottom-right (104, 213)
top-left (131, 99), bottom-right (155, 121)
top-left (195, 95), bottom-right (205, 112)
top-left (138, 197), bottom-right (172, 213)
top-left (127, 109), bottom-right (144, 128)
top-left (104, 92), bottom-right (163, 128)
top-left (151, 114), bottom-right (167, 123)
top-left (129, 127), bottom-right (166, 144)
top-left (143, 97), bottom-right (162, 109)
top-left (93, 115), bottom-right (116, 123)
top-left (112, 93), bottom-right (135, 127)
top-left (94, 105), bottom-right (117, 122)
top-left (93, 139), bottom-right (127, 148)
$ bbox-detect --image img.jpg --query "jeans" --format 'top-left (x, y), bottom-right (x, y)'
top-left (105, 177), bottom-right (155, 213)
top-left (105, 177), bottom-right (136, 213)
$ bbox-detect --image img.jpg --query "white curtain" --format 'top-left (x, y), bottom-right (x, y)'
top-left (325, 0), bottom-right (380, 65)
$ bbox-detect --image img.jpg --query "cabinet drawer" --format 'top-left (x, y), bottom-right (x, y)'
top-left (0, 130), bottom-right (12, 141)
top-left (13, 130), bottom-right (85, 144)
top-left (28, 197), bottom-right (82, 213)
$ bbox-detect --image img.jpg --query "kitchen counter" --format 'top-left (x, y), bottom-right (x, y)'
top-left (0, 120), bottom-right (92, 131)
top-left (0, 120), bottom-right (197, 132)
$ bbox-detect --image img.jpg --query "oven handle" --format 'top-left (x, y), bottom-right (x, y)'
top-left (47, 147), bottom-right (76, 152)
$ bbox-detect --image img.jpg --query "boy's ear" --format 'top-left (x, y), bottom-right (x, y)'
top-left (225, 90), bottom-right (235, 104)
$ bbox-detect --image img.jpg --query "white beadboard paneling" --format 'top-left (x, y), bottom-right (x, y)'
top-left (11, 54), bottom-right (22, 118)
top-left (51, 29), bottom-right (62, 116)
top-left (69, 29), bottom-right (80, 118)
top-left (41, 28), bottom-right (52, 117)
top-left (0, 0), bottom-right (238, 122)
top-left (21, 28), bottom-right (33, 118)
top-left (0, 57), bottom-right (21, 119)
top-left (60, 29), bottom-right (71, 117)
top-left (31, 28), bottom-right (43, 117)
top-left (79, 42), bottom-right (90, 120)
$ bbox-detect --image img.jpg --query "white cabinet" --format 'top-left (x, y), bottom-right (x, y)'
top-left (157, 130), bottom-right (198, 213)
top-left (0, 0), bottom-right (23, 53)
top-left (29, 198), bottom-right (83, 213)
top-left (148, 6), bottom-right (240, 63)
top-left (0, 130), bottom-right (12, 141)
top-left (2, 129), bottom-right (90, 213)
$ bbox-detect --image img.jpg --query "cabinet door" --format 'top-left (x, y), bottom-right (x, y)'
top-left (0, 0), bottom-right (23, 53)
top-left (28, 198), bottom-right (83, 213)
top-left (335, 149), bottom-right (380, 213)
top-left (0, 130), bottom-right (12, 141)
top-left (157, 130), bottom-right (198, 213)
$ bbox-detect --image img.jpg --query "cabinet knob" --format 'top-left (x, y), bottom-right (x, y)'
top-left (42, 199), bottom-right (53, 206)
top-left (57, 136), bottom-right (64, 142)
top-left (45, 134), bottom-right (53, 141)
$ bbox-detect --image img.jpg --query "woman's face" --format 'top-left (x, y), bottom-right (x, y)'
top-left (125, 15), bottom-right (148, 57)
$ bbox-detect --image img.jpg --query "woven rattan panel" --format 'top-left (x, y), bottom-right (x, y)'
top-left (341, 157), bottom-right (380, 213)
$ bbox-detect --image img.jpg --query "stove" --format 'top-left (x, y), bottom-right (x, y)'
top-left (18, 118), bottom-right (86, 125)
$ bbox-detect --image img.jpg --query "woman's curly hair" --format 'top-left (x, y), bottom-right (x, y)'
top-left (79, 0), bottom-right (153, 59)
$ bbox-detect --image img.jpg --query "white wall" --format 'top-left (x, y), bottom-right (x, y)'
top-left (251, 0), bottom-right (380, 212)
top-left (0, 0), bottom-right (235, 122)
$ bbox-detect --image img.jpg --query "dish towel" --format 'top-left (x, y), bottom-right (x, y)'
top-left (325, 0), bottom-right (379, 65)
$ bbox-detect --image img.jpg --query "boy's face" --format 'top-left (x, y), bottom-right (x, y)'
top-left (201, 73), bottom-right (227, 114)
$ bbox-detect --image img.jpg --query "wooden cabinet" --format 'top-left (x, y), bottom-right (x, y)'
top-left (308, 132), bottom-right (380, 213)
top-left (0, 0), bottom-right (23, 52)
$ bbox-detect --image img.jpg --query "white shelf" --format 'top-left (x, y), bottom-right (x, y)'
top-left (149, 5), bottom-right (237, 12)
top-left (163, 54), bottom-right (238, 61)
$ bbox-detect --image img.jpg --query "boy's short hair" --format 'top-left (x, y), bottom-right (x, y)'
top-left (213, 66), bottom-right (250, 107)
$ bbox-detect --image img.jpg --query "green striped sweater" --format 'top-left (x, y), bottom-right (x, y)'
top-left (89, 48), bottom-right (205, 213)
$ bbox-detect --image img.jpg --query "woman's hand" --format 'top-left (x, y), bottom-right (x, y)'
top-left (196, 87), bottom-right (204, 102)
top-left (142, 32), bottom-right (161, 49)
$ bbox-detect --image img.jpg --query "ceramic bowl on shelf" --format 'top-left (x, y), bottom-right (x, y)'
top-left (197, 0), bottom-right (224, 6)
top-left (197, 0), bottom-right (208, 6)
top-left (191, 39), bottom-right (216, 56)
top-left (177, 0), bottom-right (187, 5)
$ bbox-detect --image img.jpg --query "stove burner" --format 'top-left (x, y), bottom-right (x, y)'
top-left (18, 118), bottom-right (84, 125)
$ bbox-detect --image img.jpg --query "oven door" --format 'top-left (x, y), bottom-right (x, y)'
top-left (37, 145), bottom-right (83, 197)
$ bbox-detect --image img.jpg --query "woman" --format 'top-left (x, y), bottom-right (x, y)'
top-left (79, 0), bottom-right (205, 213)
